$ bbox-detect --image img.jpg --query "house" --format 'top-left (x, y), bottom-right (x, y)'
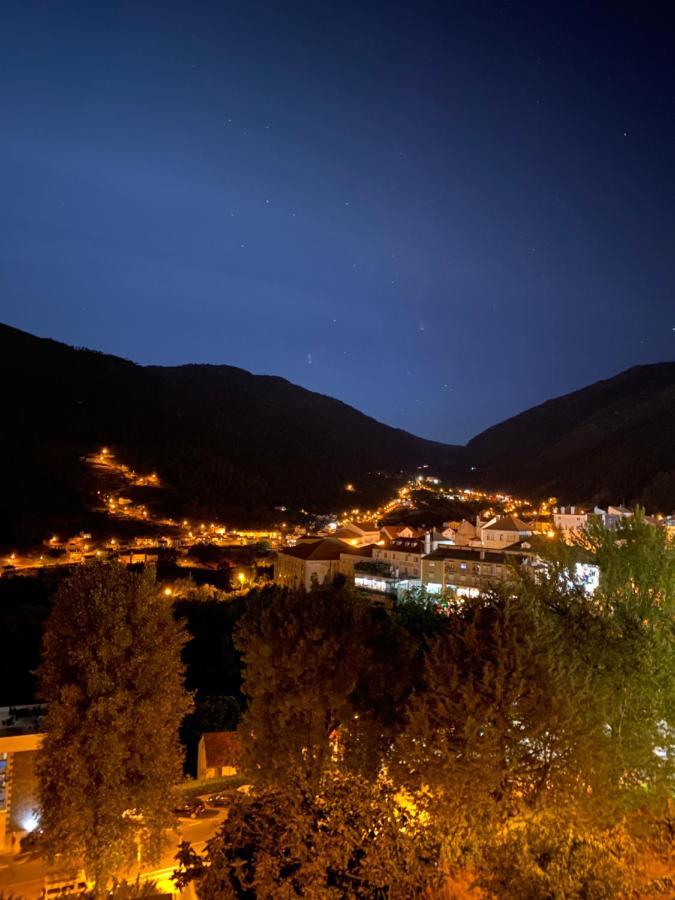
top-left (379, 524), bottom-right (418, 542)
top-left (553, 506), bottom-right (592, 533)
top-left (444, 519), bottom-right (478, 547)
top-left (274, 539), bottom-right (369, 590)
top-left (479, 515), bottom-right (531, 548)
top-left (421, 546), bottom-right (532, 597)
top-left (197, 731), bottom-right (242, 780)
top-left (552, 505), bottom-right (611, 535)
top-left (605, 506), bottom-right (633, 528)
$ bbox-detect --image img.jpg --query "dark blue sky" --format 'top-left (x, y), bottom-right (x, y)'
top-left (1, 1), bottom-right (673, 443)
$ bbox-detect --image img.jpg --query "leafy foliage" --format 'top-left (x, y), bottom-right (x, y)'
top-left (210, 516), bottom-right (674, 895)
top-left (174, 772), bottom-right (440, 899)
top-left (234, 584), bottom-right (371, 788)
top-left (36, 564), bottom-right (192, 892)
top-left (476, 816), bottom-right (633, 899)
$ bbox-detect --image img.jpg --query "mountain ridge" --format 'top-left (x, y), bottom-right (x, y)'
top-left (0, 322), bottom-right (459, 546)
top-left (2, 321), bottom-right (674, 548)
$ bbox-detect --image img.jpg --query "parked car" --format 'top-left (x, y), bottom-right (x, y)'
top-left (207, 791), bottom-right (234, 808)
top-left (172, 799), bottom-right (206, 818)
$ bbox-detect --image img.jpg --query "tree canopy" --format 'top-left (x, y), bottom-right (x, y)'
top-left (36, 563), bottom-right (192, 893)
top-left (182, 515), bottom-right (675, 896)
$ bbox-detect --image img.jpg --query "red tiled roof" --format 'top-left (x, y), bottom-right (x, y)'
top-left (278, 539), bottom-right (365, 561)
top-left (201, 731), bottom-right (242, 768)
top-left (483, 515), bottom-right (531, 532)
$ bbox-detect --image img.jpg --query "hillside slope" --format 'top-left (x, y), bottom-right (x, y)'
top-left (2, 322), bottom-right (673, 548)
top-left (0, 323), bottom-right (459, 544)
top-left (465, 364), bottom-right (675, 509)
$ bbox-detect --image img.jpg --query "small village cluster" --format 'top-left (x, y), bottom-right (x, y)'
top-left (274, 504), bottom-right (670, 599)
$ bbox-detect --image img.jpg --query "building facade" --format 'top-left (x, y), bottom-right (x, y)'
top-left (197, 731), bottom-right (242, 780)
top-left (479, 515), bottom-right (532, 547)
top-left (0, 707), bottom-right (44, 851)
top-left (274, 539), bottom-right (370, 590)
top-left (421, 546), bottom-right (531, 597)
top-left (373, 538), bottom-right (426, 578)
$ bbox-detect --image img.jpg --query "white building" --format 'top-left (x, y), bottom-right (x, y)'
top-left (274, 539), bottom-right (372, 590)
top-left (373, 537), bottom-right (428, 579)
top-left (479, 515), bottom-right (532, 548)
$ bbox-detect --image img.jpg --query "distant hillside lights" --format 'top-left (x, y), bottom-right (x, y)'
top-left (271, 479), bottom-right (655, 600)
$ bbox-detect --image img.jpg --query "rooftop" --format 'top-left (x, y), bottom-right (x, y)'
top-left (423, 547), bottom-right (529, 564)
top-left (482, 515), bottom-right (531, 532)
top-left (278, 539), bottom-right (369, 561)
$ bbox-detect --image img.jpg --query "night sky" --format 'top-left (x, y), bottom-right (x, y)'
top-left (1, 2), bottom-right (673, 443)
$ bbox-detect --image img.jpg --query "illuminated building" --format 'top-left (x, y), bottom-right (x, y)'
top-left (0, 706), bottom-right (45, 851)
top-left (274, 539), bottom-right (375, 590)
top-left (421, 546), bottom-right (535, 596)
top-left (479, 514), bottom-right (532, 547)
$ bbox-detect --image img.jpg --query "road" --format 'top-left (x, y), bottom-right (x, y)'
top-left (0, 804), bottom-right (226, 899)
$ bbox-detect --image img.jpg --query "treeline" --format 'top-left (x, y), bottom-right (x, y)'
top-left (178, 513), bottom-right (675, 897)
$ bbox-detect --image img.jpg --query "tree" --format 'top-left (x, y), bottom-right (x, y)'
top-left (174, 771), bottom-right (440, 899)
top-left (392, 513), bottom-right (675, 885)
top-left (36, 564), bottom-right (192, 894)
top-left (340, 606), bottom-right (418, 779)
top-left (234, 583), bottom-right (370, 788)
top-left (392, 587), bottom-right (589, 865)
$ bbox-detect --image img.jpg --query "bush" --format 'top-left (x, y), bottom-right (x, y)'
top-left (476, 818), bottom-right (633, 899)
